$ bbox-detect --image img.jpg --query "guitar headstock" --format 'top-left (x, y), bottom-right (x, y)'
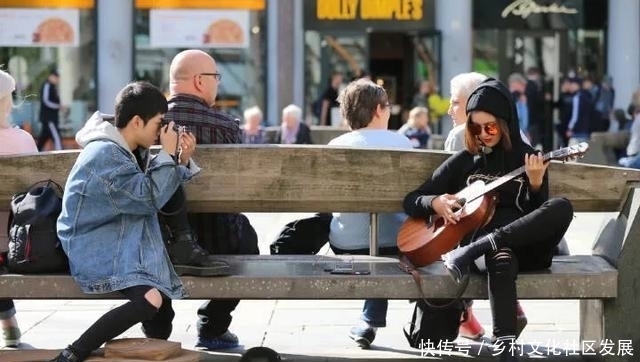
top-left (549, 142), bottom-right (589, 163)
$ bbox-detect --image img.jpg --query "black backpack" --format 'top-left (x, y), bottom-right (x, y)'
top-left (399, 255), bottom-right (468, 349)
top-left (6, 180), bottom-right (69, 274)
top-left (403, 298), bottom-right (467, 349)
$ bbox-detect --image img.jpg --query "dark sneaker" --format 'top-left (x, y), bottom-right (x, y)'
top-left (349, 325), bottom-right (376, 349)
top-left (166, 233), bottom-right (231, 277)
top-left (49, 348), bottom-right (80, 362)
top-left (491, 305), bottom-right (528, 343)
top-left (196, 330), bottom-right (240, 350)
top-left (2, 326), bottom-right (21, 348)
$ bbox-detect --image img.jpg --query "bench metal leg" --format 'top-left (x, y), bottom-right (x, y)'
top-left (369, 212), bottom-right (378, 256)
top-left (580, 299), bottom-right (604, 349)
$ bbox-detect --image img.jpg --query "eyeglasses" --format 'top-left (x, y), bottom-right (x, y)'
top-left (469, 121), bottom-right (499, 136)
top-left (198, 72), bottom-right (222, 81)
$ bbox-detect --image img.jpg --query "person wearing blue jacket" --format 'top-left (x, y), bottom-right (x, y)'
top-left (51, 82), bottom-right (200, 362)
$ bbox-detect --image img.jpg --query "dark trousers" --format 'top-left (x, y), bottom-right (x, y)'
top-left (330, 245), bottom-right (398, 328)
top-left (483, 198), bottom-right (573, 338)
top-left (0, 299), bottom-right (15, 319)
top-left (37, 120), bottom-right (62, 151)
top-left (69, 285), bottom-right (172, 359)
top-left (160, 185), bottom-right (259, 339)
top-left (159, 185), bottom-right (191, 237)
top-left (194, 212), bottom-right (258, 338)
top-left (196, 299), bottom-right (239, 338)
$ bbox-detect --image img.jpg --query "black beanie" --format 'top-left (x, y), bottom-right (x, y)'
top-left (466, 83), bottom-right (512, 123)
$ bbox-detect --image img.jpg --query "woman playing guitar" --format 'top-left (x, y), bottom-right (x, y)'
top-left (402, 78), bottom-right (574, 362)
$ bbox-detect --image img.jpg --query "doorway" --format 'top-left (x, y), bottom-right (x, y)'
top-left (368, 32), bottom-right (412, 129)
top-left (368, 32), bottom-right (442, 130)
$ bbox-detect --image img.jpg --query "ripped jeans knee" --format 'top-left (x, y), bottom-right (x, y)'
top-left (486, 247), bottom-right (518, 277)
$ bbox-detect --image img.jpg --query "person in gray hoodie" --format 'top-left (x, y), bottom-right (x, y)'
top-left (51, 82), bottom-right (199, 362)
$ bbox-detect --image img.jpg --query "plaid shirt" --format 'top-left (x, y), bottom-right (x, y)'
top-left (165, 94), bottom-right (241, 145)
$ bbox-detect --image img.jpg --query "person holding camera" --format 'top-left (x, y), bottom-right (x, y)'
top-left (51, 82), bottom-right (199, 362)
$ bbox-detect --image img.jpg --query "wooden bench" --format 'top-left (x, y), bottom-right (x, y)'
top-left (0, 145), bottom-right (639, 361)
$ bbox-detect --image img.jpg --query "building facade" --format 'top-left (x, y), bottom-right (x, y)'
top-left (0, 0), bottom-right (638, 139)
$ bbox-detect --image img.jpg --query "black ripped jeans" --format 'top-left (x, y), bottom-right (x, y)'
top-left (478, 198), bottom-right (573, 338)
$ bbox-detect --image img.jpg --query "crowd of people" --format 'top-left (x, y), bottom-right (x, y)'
top-left (1, 51), bottom-right (640, 362)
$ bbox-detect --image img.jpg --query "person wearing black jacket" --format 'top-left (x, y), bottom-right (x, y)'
top-left (38, 69), bottom-right (63, 151)
top-left (402, 78), bottom-right (573, 362)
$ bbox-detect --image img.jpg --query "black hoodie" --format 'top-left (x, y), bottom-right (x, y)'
top-left (403, 78), bottom-right (548, 236)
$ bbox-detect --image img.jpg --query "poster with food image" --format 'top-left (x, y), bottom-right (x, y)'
top-left (150, 9), bottom-right (249, 49)
top-left (0, 9), bottom-right (79, 47)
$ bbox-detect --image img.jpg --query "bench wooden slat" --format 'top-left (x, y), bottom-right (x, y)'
top-left (1, 146), bottom-right (638, 213)
top-left (0, 255), bottom-right (616, 300)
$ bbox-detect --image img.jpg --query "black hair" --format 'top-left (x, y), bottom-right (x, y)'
top-left (114, 81), bottom-right (168, 128)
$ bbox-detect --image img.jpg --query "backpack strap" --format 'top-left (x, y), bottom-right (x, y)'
top-left (6, 210), bottom-right (12, 238)
top-left (399, 253), bottom-right (469, 309)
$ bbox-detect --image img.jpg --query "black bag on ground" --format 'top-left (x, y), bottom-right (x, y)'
top-left (7, 180), bottom-right (69, 274)
top-left (269, 213), bottom-right (332, 255)
top-left (403, 299), bottom-right (466, 349)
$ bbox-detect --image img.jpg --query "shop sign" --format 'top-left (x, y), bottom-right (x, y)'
top-left (0, 0), bottom-right (93, 8)
top-left (0, 8), bottom-right (79, 47)
top-left (305, 0), bottom-right (435, 31)
top-left (136, 0), bottom-right (264, 10)
top-left (150, 9), bottom-right (249, 48)
top-left (501, 0), bottom-right (578, 19)
top-left (474, 0), bottom-right (586, 29)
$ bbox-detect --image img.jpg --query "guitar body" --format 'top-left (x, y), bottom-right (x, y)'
top-left (397, 142), bottom-right (590, 267)
top-left (397, 181), bottom-right (497, 267)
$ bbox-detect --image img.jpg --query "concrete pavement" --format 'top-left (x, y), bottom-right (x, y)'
top-left (1, 212), bottom-right (623, 361)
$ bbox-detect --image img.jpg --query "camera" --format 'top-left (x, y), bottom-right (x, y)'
top-left (161, 118), bottom-right (187, 134)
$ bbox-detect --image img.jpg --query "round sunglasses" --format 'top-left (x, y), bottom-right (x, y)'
top-left (469, 121), bottom-right (499, 136)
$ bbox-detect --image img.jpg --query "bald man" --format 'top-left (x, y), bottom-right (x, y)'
top-left (165, 49), bottom-right (240, 143)
top-left (162, 49), bottom-right (259, 351)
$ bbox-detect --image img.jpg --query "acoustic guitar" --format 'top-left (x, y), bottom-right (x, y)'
top-left (397, 142), bottom-right (589, 267)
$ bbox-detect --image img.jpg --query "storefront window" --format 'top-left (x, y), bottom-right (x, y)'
top-left (472, 0), bottom-right (608, 82)
top-left (304, 31), bottom-right (367, 123)
top-left (472, 28), bottom-right (606, 82)
top-left (572, 29), bottom-right (605, 77)
top-left (0, 3), bottom-right (96, 143)
top-left (303, 0), bottom-right (438, 126)
top-left (472, 30), bottom-right (500, 78)
top-left (134, 6), bottom-right (266, 120)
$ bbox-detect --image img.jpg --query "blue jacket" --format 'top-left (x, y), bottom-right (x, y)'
top-left (57, 112), bottom-right (200, 298)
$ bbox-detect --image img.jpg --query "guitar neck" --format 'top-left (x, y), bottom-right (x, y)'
top-left (467, 150), bottom-right (557, 201)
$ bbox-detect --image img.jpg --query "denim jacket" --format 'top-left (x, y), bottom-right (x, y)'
top-left (57, 112), bottom-right (200, 298)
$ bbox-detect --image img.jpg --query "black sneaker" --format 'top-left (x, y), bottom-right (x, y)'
top-left (166, 233), bottom-right (231, 277)
top-left (349, 325), bottom-right (376, 349)
top-left (49, 348), bottom-right (80, 362)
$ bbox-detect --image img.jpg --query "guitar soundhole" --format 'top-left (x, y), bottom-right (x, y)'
top-left (430, 216), bottom-right (445, 230)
